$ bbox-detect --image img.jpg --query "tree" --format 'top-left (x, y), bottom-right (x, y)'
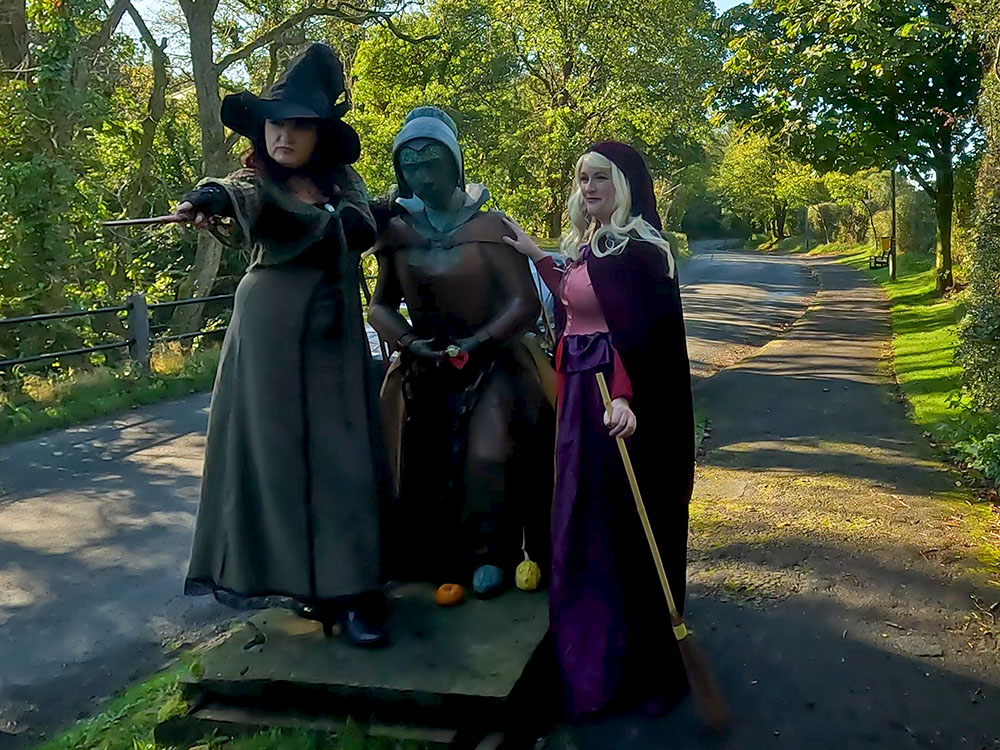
top-left (715, 0), bottom-right (983, 292)
top-left (709, 127), bottom-right (821, 238)
top-left (168, 0), bottom-right (431, 331)
top-left (495, 0), bottom-right (719, 235)
top-left (0, 0), bottom-right (28, 68)
top-left (824, 169), bottom-right (883, 243)
top-left (955, 0), bottom-right (1000, 412)
top-left (351, 0), bottom-right (719, 237)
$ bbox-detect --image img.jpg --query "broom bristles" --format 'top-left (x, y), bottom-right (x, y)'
top-left (678, 634), bottom-right (729, 732)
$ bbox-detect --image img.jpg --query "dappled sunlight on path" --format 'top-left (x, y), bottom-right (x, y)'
top-left (677, 257), bottom-right (999, 748)
top-left (0, 394), bottom-right (237, 747)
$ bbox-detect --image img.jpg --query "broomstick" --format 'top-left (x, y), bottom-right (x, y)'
top-left (595, 372), bottom-right (729, 732)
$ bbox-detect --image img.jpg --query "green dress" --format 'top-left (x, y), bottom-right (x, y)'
top-left (184, 166), bottom-right (384, 610)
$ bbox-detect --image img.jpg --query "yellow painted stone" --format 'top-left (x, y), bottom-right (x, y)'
top-left (515, 560), bottom-right (542, 591)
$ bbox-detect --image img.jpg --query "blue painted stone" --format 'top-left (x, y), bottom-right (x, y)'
top-left (472, 565), bottom-right (505, 598)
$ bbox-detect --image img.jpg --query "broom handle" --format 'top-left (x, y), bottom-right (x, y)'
top-left (596, 372), bottom-right (689, 642)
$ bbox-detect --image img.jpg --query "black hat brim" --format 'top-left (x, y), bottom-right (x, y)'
top-left (221, 92), bottom-right (321, 136)
top-left (329, 119), bottom-right (362, 165)
top-left (221, 92), bottom-right (361, 165)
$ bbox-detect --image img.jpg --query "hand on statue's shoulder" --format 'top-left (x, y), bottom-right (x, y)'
top-left (370, 185), bottom-right (402, 234)
top-left (371, 215), bottom-right (415, 256)
top-left (474, 210), bottom-right (526, 253)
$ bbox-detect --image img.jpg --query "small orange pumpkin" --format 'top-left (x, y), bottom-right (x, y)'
top-left (434, 583), bottom-right (465, 607)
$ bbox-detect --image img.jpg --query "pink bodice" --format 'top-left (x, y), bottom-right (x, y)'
top-left (560, 261), bottom-right (611, 336)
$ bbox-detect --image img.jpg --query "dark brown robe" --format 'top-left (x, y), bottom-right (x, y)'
top-left (370, 210), bottom-right (555, 583)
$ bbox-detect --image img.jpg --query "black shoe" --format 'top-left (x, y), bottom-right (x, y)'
top-left (341, 608), bottom-right (389, 648)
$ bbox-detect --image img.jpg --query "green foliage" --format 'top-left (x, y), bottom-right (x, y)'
top-left (714, 0), bottom-right (984, 289)
top-left (950, 0), bottom-right (1000, 480)
top-left (709, 127), bottom-right (824, 237)
top-left (351, 0), bottom-right (719, 236)
top-left (955, 429), bottom-right (1000, 485)
top-left (774, 160), bottom-right (826, 210)
top-left (38, 653), bottom-right (432, 750)
top-left (663, 230), bottom-right (691, 258)
top-left (709, 128), bottom-right (781, 229)
top-left (956, 174), bottom-right (1000, 412)
top-left (714, 0), bottom-right (981, 175)
top-left (955, 0), bottom-right (1000, 418)
top-left (0, 345), bottom-right (221, 444)
top-left (0, 0), bottom-right (203, 367)
top-left (821, 170), bottom-right (880, 242)
top-left (871, 189), bottom-right (937, 255)
top-left (37, 658), bottom-right (192, 750)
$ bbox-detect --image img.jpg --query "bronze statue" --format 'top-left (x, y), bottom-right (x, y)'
top-left (368, 107), bottom-right (554, 597)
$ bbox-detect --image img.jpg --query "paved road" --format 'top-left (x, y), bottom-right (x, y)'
top-left (0, 397), bottom-right (220, 745)
top-left (550, 257), bottom-right (999, 749)
top-left (682, 240), bottom-right (815, 384)
top-left (0, 240), bottom-right (819, 747)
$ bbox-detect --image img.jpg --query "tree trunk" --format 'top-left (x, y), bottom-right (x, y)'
top-left (934, 146), bottom-right (955, 293)
top-left (547, 205), bottom-right (562, 239)
top-left (172, 0), bottom-right (230, 333)
top-left (773, 204), bottom-right (787, 239)
top-left (817, 207), bottom-right (831, 244)
top-left (863, 196), bottom-right (878, 248)
top-left (0, 0), bottom-right (27, 69)
top-left (125, 22), bottom-right (168, 218)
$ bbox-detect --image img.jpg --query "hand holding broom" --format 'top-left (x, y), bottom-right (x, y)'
top-left (595, 372), bottom-right (729, 732)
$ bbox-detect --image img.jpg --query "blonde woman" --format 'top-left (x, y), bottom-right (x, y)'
top-left (503, 142), bottom-right (694, 718)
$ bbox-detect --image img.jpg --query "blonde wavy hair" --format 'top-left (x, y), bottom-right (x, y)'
top-left (560, 151), bottom-right (675, 277)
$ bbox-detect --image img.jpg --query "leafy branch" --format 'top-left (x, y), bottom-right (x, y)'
top-left (214, 3), bottom-right (437, 73)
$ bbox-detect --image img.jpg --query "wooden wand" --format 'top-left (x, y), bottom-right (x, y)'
top-left (595, 371), bottom-right (729, 732)
top-left (101, 214), bottom-right (186, 227)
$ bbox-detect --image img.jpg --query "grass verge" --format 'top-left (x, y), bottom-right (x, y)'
top-left (0, 344), bottom-right (220, 445)
top-left (37, 648), bottom-right (433, 750)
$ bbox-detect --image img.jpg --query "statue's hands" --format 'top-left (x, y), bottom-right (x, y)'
top-left (501, 217), bottom-right (546, 262)
top-left (454, 334), bottom-right (487, 356)
top-left (406, 338), bottom-right (443, 360)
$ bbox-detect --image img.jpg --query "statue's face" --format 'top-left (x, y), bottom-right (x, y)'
top-left (398, 143), bottom-right (458, 210)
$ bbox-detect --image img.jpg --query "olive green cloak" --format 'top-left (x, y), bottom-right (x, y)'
top-left (184, 166), bottom-right (384, 609)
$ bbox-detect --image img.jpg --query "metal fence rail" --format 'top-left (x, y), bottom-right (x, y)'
top-left (0, 293), bottom-right (235, 371)
top-left (0, 258), bottom-right (379, 372)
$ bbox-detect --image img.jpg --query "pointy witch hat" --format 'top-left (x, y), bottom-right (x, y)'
top-left (221, 43), bottom-right (361, 164)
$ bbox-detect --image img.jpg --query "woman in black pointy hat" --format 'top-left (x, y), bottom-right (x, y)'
top-left (178, 43), bottom-right (389, 647)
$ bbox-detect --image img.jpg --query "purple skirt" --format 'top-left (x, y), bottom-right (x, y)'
top-left (549, 332), bottom-right (681, 718)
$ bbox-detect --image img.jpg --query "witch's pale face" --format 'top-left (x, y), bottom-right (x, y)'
top-left (579, 161), bottom-right (616, 226)
top-left (265, 119), bottom-right (318, 169)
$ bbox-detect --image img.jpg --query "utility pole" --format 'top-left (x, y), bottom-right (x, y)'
top-left (889, 166), bottom-right (898, 281)
top-left (803, 205), bottom-right (809, 252)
